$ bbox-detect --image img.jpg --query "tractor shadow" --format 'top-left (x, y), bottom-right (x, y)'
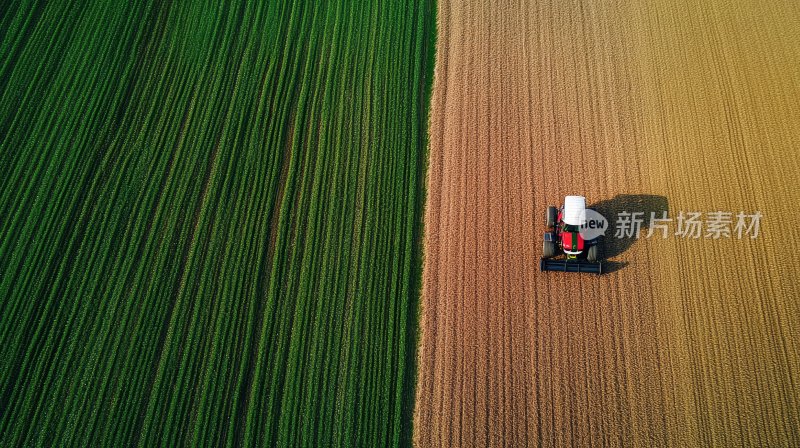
top-left (589, 194), bottom-right (669, 273)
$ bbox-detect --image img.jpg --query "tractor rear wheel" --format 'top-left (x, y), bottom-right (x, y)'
top-left (546, 206), bottom-right (557, 228)
top-left (543, 239), bottom-right (556, 259)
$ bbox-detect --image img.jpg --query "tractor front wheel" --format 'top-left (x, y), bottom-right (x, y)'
top-left (546, 206), bottom-right (557, 228)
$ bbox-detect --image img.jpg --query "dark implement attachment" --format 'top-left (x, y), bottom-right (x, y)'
top-left (540, 258), bottom-right (603, 275)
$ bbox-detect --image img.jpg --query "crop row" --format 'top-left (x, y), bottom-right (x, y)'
top-left (0, 0), bottom-right (435, 445)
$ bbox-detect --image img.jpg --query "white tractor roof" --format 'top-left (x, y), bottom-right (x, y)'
top-left (563, 195), bottom-right (587, 226)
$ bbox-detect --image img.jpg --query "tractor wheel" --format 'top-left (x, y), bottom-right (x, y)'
top-left (546, 206), bottom-right (557, 228)
top-left (542, 239), bottom-right (556, 259)
top-left (587, 244), bottom-right (602, 262)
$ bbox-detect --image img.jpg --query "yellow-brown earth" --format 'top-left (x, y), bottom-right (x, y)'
top-left (414, 0), bottom-right (800, 445)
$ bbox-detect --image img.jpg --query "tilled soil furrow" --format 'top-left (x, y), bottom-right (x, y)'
top-left (415, 0), bottom-right (800, 446)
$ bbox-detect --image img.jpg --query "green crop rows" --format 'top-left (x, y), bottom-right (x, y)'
top-left (0, 0), bottom-right (434, 445)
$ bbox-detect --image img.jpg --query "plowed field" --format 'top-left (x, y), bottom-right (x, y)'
top-left (415, 0), bottom-right (800, 446)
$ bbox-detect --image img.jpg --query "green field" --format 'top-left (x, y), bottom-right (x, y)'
top-left (0, 1), bottom-right (434, 445)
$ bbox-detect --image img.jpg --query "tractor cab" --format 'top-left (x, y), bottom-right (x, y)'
top-left (559, 196), bottom-right (587, 256)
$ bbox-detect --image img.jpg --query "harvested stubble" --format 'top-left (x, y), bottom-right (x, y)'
top-left (414, 0), bottom-right (800, 446)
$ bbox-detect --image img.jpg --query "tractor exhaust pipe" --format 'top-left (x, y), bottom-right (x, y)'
top-left (540, 258), bottom-right (603, 275)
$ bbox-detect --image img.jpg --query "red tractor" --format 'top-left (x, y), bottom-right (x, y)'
top-left (540, 195), bottom-right (604, 274)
